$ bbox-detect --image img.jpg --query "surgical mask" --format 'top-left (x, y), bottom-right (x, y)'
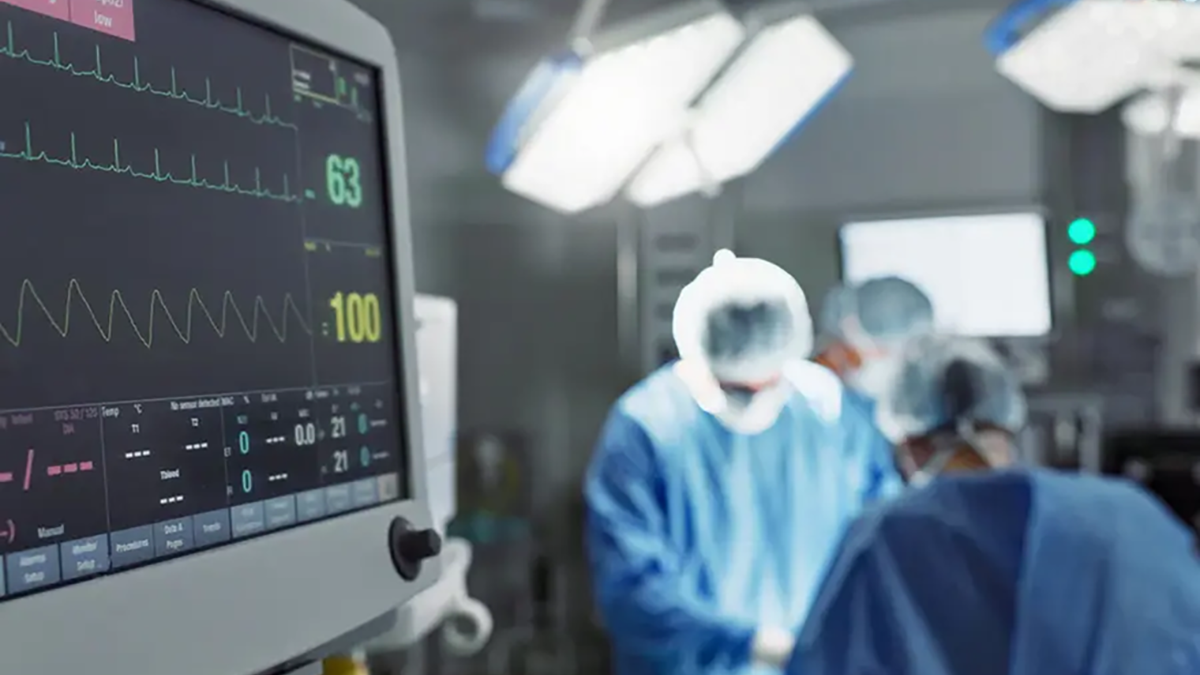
top-left (714, 383), bottom-right (791, 434)
top-left (848, 356), bottom-right (901, 400)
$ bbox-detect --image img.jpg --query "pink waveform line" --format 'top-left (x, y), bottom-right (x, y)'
top-left (23, 449), bottom-right (34, 491)
top-left (80, 461), bottom-right (94, 471)
top-left (64, 463), bottom-right (78, 473)
top-left (47, 465), bottom-right (62, 476)
top-left (0, 473), bottom-right (11, 483)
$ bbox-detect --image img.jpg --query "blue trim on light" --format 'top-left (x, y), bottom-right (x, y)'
top-left (983, 0), bottom-right (1076, 56)
top-left (761, 64), bottom-right (854, 167)
top-left (484, 51), bottom-right (584, 176)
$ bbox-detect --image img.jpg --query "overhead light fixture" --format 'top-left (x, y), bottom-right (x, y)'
top-left (484, 1), bottom-right (745, 214)
top-left (1123, 87), bottom-right (1200, 139)
top-left (985, 0), bottom-right (1200, 115)
top-left (626, 13), bottom-right (851, 208)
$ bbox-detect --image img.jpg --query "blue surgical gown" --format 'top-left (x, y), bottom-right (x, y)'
top-left (842, 387), bottom-right (903, 504)
top-left (585, 362), bottom-right (897, 675)
top-left (788, 469), bottom-right (1200, 675)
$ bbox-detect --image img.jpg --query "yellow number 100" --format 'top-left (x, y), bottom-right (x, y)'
top-left (329, 292), bottom-right (383, 343)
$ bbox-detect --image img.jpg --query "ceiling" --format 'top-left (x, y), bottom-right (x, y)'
top-left (353, 0), bottom-right (1013, 59)
top-left (350, 0), bottom-right (1024, 224)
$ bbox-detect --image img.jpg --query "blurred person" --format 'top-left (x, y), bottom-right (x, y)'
top-left (585, 250), bottom-right (897, 675)
top-left (813, 276), bottom-right (934, 403)
top-left (813, 277), bottom-right (935, 501)
top-left (782, 335), bottom-right (1200, 675)
top-left (812, 283), bottom-right (857, 355)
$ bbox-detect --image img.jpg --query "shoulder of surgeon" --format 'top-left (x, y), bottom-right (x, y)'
top-left (1025, 469), bottom-right (1188, 541)
top-left (855, 470), bottom-right (1039, 529)
top-left (781, 359), bottom-right (851, 425)
top-left (607, 363), bottom-right (705, 443)
top-left (846, 469), bottom-right (1166, 553)
top-left (608, 360), bottom-right (851, 445)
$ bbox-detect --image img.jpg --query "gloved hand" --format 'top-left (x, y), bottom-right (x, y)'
top-left (752, 626), bottom-right (795, 669)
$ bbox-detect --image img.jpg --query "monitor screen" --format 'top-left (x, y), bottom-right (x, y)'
top-left (839, 212), bottom-right (1053, 338)
top-left (0, 0), bottom-right (407, 601)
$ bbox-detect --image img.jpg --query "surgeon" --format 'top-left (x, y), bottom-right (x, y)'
top-left (785, 334), bottom-right (1200, 675)
top-left (813, 277), bottom-right (934, 501)
top-left (585, 250), bottom-right (895, 675)
top-left (813, 276), bottom-right (934, 404)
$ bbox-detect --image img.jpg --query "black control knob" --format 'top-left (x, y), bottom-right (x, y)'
top-left (388, 517), bottom-right (442, 580)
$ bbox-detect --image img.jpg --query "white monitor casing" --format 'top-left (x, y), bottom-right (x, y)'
top-left (0, 2), bottom-right (437, 674)
top-left (413, 295), bottom-right (458, 533)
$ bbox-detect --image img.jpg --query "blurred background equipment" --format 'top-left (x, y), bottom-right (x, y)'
top-left (485, 554), bottom-right (579, 675)
top-left (1103, 430), bottom-right (1200, 534)
top-left (1021, 392), bottom-right (1105, 471)
top-left (453, 431), bottom-right (533, 545)
top-left (1123, 86), bottom-right (1200, 141)
top-left (368, 296), bottom-right (494, 671)
top-left (1124, 97), bottom-right (1200, 278)
top-left (415, 295), bottom-right (461, 535)
top-left (989, 0), bottom-right (1200, 278)
top-left (1124, 188), bottom-right (1200, 278)
top-left (839, 212), bottom-right (1054, 338)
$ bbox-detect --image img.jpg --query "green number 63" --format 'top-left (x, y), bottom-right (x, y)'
top-left (326, 154), bottom-right (363, 208)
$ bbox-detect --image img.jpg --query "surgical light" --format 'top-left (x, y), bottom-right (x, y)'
top-left (626, 14), bottom-right (851, 208)
top-left (485, 3), bottom-right (745, 214)
top-left (986, 0), bottom-right (1200, 115)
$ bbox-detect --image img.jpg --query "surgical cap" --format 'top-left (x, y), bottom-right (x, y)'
top-left (673, 250), bottom-right (812, 384)
top-left (817, 284), bottom-right (857, 339)
top-left (852, 277), bottom-right (934, 345)
top-left (875, 335), bottom-right (1026, 443)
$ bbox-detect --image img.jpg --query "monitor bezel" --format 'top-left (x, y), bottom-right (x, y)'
top-left (836, 207), bottom-right (1059, 340)
top-left (0, 1), bottom-right (436, 674)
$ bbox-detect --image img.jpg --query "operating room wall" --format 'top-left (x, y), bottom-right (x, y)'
top-left (396, 50), bottom-right (633, 512)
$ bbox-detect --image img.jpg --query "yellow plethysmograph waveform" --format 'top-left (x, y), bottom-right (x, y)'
top-left (0, 279), bottom-right (312, 348)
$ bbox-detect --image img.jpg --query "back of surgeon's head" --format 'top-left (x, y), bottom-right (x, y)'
top-left (673, 250), bottom-right (812, 385)
top-left (876, 335), bottom-right (1027, 480)
top-left (816, 277), bottom-right (933, 398)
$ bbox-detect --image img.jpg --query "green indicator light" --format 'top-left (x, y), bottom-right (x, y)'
top-left (1067, 218), bottom-right (1096, 245)
top-left (1068, 249), bottom-right (1097, 276)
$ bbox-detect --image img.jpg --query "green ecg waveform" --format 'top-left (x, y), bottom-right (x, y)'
top-left (1, 21), bottom-right (297, 130)
top-left (0, 279), bottom-right (312, 348)
top-left (0, 122), bottom-right (298, 202)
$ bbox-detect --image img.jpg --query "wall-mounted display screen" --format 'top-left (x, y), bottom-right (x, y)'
top-left (839, 212), bottom-right (1053, 338)
top-left (0, 0), bottom-right (407, 600)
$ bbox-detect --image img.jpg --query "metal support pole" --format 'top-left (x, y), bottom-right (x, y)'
top-left (568, 0), bottom-right (612, 50)
top-left (616, 205), bottom-right (641, 374)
